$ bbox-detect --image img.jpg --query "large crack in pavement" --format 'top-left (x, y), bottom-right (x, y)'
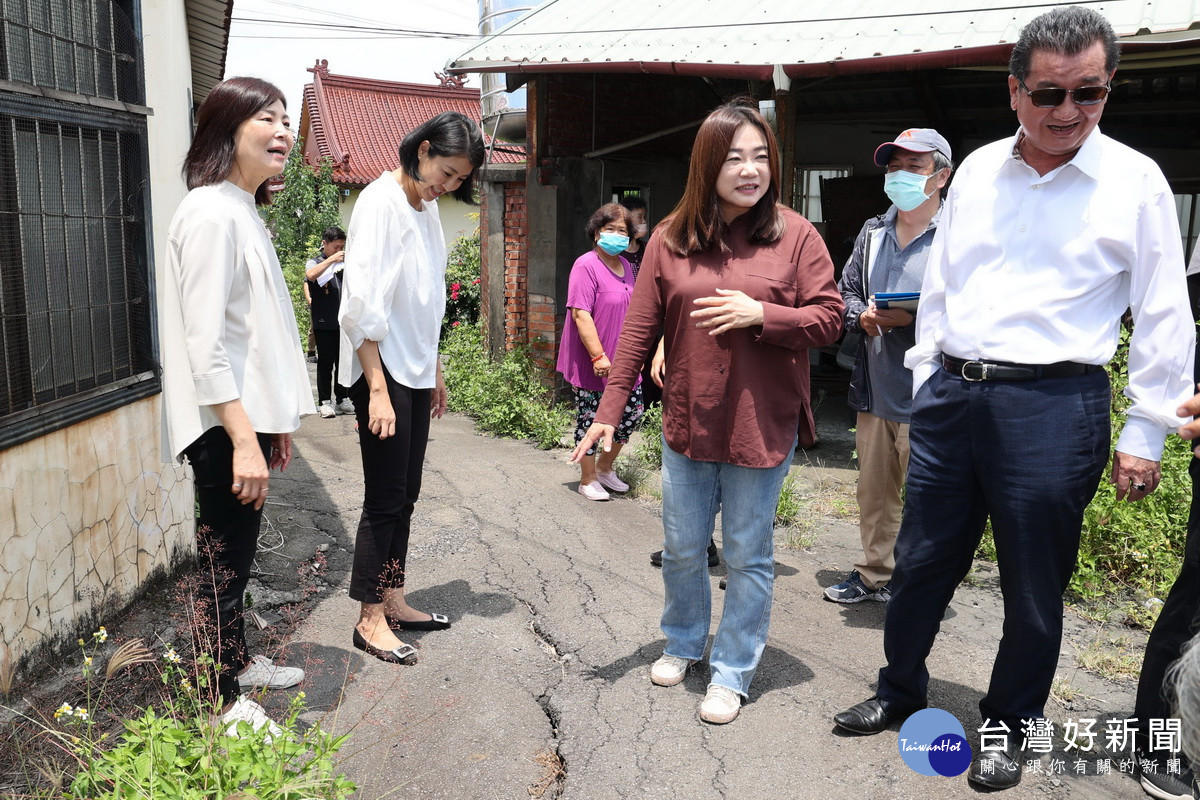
top-left (528, 604), bottom-right (570, 798)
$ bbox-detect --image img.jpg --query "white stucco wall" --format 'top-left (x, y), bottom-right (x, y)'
top-left (0, 0), bottom-right (197, 672)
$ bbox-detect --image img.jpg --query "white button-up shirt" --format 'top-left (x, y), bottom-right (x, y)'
top-left (907, 129), bottom-right (1195, 461)
top-left (339, 172), bottom-right (446, 389)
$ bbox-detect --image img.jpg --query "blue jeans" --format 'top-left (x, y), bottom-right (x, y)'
top-left (660, 437), bottom-right (796, 697)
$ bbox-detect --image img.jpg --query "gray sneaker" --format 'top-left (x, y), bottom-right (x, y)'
top-left (824, 570), bottom-right (890, 604)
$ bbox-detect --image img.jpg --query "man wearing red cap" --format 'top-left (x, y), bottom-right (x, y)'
top-left (826, 128), bottom-right (952, 605)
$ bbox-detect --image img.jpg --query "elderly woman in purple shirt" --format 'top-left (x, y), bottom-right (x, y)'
top-left (557, 203), bottom-right (645, 501)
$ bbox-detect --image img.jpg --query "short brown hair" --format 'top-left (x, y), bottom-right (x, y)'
top-left (659, 100), bottom-right (785, 257)
top-left (183, 77), bottom-right (286, 206)
top-left (584, 203), bottom-right (635, 242)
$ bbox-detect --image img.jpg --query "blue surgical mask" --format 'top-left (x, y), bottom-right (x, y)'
top-left (597, 232), bottom-right (630, 256)
top-left (883, 169), bottom-right (933, 212)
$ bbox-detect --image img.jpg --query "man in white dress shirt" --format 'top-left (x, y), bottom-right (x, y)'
top-left (833, 6), bottom-right (1195, 791)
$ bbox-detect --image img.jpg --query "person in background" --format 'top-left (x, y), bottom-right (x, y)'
top-left (573, 100), bottom-right (843, 725)
top-left (1133, 238), bottom-right (1200, 800)
top-left (159, 76), bottom-right (315, 736)
top-left (305, 225), bottom-right (353, 419)
top-left (557, 202), bottom-right (645, 501)
top-left (621, 194), bottom-right (667, 417)
top-left (619, 194), bottom-right (649, 279)
top-left (339, 111), bottom-right (484, 665)
top-left (834, 8), bottom-right (1195, 791)
top-left (826, 129), bottom-right (952, 605)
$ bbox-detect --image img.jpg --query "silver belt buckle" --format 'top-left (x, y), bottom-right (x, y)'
top-left (962, 361), bottom-right (988, 382)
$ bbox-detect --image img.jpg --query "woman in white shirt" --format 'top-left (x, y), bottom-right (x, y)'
top-left (340, 112), bottom-right (484, 664)
top-left (159, 77), bottom-right (314, 733)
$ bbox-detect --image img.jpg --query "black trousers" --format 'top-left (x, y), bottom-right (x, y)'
top-left (347, 368), bottom-right (431, 603)
top-left (877, 368), bottom-right (1110, 731)
top-left (1134, 457), bottom-right (1200, 758)
top-left (184, 426), bottom-right (271, 705)
top-left (314, 328), bottom-right (347, 404)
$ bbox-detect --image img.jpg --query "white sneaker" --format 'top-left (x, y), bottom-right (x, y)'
top-left (218, 696), bottom-right (283, 741)
top-left (318, 402), bottom-right (336, 418)
top-left (336, 398), bottom-right (355, 415)
top-left (578, 481), bottom-right (610, 501)
top-left (595, 471), bottom-right (630, 493)
top-left (699, 684), bottom-right (741, 724)
top-left (650, 654), bottom-right (694, 687)
top-left (238, 654), bottom-right (305, 690)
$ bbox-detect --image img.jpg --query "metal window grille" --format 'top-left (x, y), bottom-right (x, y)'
top-left (1, 0), bottom-right (142, 104)
top-left (0, 0), bottom-right (153, 449)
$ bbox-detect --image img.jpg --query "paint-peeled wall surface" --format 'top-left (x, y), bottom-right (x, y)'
top-left (0, 398), bottom-right (193, 668)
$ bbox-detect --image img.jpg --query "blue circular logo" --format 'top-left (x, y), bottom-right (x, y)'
top-left (897, 708), bottom-right (973, 777)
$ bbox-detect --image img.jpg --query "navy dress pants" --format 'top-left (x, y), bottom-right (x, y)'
top-left (877, 366), bottom-right (1110, 732)
top-left (1133, 457), bottom-right (1200, 754)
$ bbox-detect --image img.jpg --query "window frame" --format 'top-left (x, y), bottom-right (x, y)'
top-left (0, 0), bottom-right (155, 452)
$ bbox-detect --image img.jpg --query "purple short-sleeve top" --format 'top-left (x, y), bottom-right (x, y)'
top-left (556, 250), bottom-right (642, 392)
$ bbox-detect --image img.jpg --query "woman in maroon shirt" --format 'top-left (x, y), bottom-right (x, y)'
top-left (573, 100), bottom-right (843, 724)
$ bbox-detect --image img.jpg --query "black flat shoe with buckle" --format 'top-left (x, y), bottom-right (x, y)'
top-left (352, 628), bottom-right (418, 665)
top-left (386, 612), bottom-right (451, 632)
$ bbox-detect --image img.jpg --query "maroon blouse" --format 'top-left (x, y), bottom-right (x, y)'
top-left (594, 208), bottom-right (844, 468)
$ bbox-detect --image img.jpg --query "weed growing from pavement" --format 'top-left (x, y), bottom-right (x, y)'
top-left (1050, 675), bottom-right (1080, 704)
top-left (1074, 633), bottom-right (1144, 681)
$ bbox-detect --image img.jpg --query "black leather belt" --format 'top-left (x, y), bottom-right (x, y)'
top-left (942, 355), bottom-right (1102, 382)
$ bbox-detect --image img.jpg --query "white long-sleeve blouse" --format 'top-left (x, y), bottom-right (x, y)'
top-left (338, 172), bottom-right (446, 390)
top-left (159, 181), bottom-right (315, 462)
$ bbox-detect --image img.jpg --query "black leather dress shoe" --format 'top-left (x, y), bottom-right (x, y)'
top-left (833, 696), bottom-right (922, 735)
top-left (967, 742), bottom-right (1023, 790)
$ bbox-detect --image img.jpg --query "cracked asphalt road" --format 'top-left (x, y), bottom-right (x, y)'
top-left (268, 410), bottom-right (1152, 800)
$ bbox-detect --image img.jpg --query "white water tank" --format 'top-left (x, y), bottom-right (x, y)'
top-left (478, 0), bottom-right (543, 142)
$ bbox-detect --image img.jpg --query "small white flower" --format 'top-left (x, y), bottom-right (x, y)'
top-left (164, 648), bottom-right (181, 664)
top-left (95, 627), bottom-right (108, 643)
top-left (54, 703), bottom-right (74, 719)
top-left (83, 656), bottom-right (93, 666)
top-left (74, 707), bottom-right (89, 721)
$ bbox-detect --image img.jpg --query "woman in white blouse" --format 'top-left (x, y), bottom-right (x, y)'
top-left (340, 112), bottom-right (484, 664)
top-left (159, 77), bottom-right (314, 734)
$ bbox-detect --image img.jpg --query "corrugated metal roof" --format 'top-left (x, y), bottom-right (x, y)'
top-left (449, 0), bottom-right (1200, 79)
top-left (185, 0), bottom-right (233, 105)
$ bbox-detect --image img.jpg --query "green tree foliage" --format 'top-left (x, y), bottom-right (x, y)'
top-left (260, 140), bottom-right (343, 344)
top-left (443, 222), bottom-right (482, 337)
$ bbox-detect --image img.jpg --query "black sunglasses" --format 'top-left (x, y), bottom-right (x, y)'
top-left (1018, 81), bottom-right (1111, 108)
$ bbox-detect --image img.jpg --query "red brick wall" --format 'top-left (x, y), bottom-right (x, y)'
top-left (502, 183), bottom-right (528, 349)
top-left (527, 292), bottom-right (559, 375)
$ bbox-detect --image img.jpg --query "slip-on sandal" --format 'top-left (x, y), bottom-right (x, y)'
top-left (386, 612), bottom-right (451, 632)
top-left (352, 628), bottom-right (418, 665)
